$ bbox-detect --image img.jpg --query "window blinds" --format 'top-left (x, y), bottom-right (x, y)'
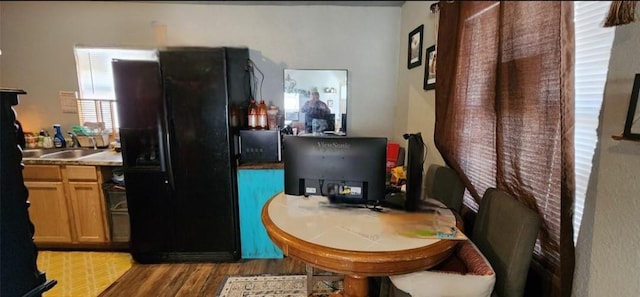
top-left (76, 99), bottom-right (118, 131)
top-left (573, 1), bottom-right (615, 244)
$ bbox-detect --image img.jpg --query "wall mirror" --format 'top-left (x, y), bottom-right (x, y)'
top-left (283, 69), bottom-right (348, 135)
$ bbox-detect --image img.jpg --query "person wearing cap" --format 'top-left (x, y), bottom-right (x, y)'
top-left (301, 87), bottom-right (331, 134)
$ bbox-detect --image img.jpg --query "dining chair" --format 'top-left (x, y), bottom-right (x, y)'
top-left (386, 187), bottom-right (542, 297)
top-left (423, 164), bottom-right (465, 213)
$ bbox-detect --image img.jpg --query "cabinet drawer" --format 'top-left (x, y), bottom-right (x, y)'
top-left (66, 166), bottom-right (97, 181)
top-left (23, 165), bottom-right (62, 181)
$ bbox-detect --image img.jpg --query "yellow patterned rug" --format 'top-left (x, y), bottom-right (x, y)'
top-left (36, 251), bottom-right (133, 297)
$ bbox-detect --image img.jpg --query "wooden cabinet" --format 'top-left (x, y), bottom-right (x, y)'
top-left (68, 182), bottom-right (106, 242)
top-left (24, 164), bottom-right (109, 245)
top-left (24, 181), bottom-right (71, 243)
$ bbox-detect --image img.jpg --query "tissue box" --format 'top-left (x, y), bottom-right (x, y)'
top-left (77, 135), bottom-right (110, 148)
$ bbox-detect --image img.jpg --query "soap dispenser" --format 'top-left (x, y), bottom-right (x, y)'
top-left (53, 124), bottom-right (66, 148)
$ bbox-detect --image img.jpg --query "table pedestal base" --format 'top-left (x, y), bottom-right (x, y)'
top-left (342, 275), bottom-right (368, 297)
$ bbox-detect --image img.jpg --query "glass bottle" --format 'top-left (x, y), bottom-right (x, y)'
top-left (247, 99), bottom-right (258, 129)
top-left (267, 105), bottom-right (278, 130)
top-left (257, 99), bottom-right (268, 130)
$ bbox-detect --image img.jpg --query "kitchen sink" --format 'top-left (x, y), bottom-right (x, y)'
top-left (39, 149), bottom-right (105, 159)
top-left (22, 148), bottom-right (63, 158)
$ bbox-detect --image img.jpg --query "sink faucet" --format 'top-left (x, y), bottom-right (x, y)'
top-left (88, 136), bottom-right (97, 150)
top-left (67, 132), bottom-right (81, 148)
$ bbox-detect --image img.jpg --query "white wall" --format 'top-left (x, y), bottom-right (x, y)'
top-left (572, 21), bottom-right (640, 297)
top-left (0, 1), bottom-right (400, 138)
top-left (393, 1), bottom-right (445, 167)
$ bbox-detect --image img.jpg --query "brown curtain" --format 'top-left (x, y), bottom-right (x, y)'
top-left (434, 1), bottom-right (575, 297)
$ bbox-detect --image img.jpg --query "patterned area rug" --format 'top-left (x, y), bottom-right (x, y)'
top-left (37, 251), bottom-right (133, 297)
top-left (217, 274), bottom-right (343, 297)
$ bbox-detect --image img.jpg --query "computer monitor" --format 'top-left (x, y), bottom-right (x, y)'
top-left (283, 135), bottom-right (387, 205)
top-left (403, 133), bottom-right (426, 212)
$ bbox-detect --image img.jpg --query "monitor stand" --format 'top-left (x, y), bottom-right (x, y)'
top-left (380, 192), bottom-right (407, 210)
top-left (324, 195), bottom-right (385, 212)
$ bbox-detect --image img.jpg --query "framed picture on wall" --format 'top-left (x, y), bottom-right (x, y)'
top-left (408, 25), bottom-right (424, 69)
top-left (424, 45), bottom-right (436, 90)
top-left (622, 73), bottom-right (640, 139)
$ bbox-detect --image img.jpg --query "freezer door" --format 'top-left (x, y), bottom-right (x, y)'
top-left (112, 60), bottom-right (163, 130)
top-left (123, 171), bottom-right (175, 263)
top-left (113, 60), bottom-right (169, 173)
top-left (113, 59), bottom-right (178, 263)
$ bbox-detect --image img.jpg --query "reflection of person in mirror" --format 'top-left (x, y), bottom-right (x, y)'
top-left (301, 87), bottom-right (331, 133)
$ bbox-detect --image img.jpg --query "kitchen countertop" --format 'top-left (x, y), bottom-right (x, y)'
top-left (238, 162), bottom-right (284, 169)
top-left (23, 149), bottom-right (285, 168)
top-left (23, 149), bottom-right (123, 166)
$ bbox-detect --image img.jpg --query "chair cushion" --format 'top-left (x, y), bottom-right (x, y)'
top-left (458, 241), bottom-right (494, 276)
top-left (389, 241), bottom-right (495, 297)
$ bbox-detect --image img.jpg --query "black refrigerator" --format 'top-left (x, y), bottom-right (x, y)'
top-left (112, 47), bottom-right (250, 263)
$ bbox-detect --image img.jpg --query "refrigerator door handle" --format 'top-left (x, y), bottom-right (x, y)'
top-left (162, 84), bottom-right (176, 191)
top-left (156, 120), bottom-right (174, 190)
top-left (164, 118), bottom-right (176, 191)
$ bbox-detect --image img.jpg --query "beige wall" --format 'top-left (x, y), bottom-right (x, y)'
top-left (572, 21), bottom-right (640, 297)
top-left (0, 1), bottom-right (400, 138)
top-left (393, 1), bottom-right (445, 167)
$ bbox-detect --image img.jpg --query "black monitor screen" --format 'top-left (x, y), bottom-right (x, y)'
top-left (283, 135), bottom-right (387, 203)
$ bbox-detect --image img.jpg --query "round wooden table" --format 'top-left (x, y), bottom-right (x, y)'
top-left (262, 192), bottom-right (464, 297)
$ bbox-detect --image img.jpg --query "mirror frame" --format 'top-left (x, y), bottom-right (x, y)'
top-left (283, 69), bottom-right (348, 136)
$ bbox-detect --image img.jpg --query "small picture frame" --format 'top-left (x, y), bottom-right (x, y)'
top-left (424, 45), bottom-right (436, 90)
top-left (623, 73), bottom-right (640, 139)
top-left (408, 25), bottom-right (424, 69)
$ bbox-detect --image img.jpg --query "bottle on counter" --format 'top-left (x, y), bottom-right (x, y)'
top-left (267, 105), bottom-right (278, 130)
top-left (37, 129), bottom-right (46, 148)
top-left (257, 99), bottom-right (268, 130)
top-left (53, 124), bottom-right (66, 148)
top-left (43, 136), bottom-right (54, 148)
top-left (247, 98), bottom-right (258, 129)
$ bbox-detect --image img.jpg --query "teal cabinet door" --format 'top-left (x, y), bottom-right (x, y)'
top-left (237, 169), bottom-right (284, 259)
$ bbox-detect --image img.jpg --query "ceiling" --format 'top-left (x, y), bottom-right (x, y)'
top-left (139, 1), bottom-right (405, 6)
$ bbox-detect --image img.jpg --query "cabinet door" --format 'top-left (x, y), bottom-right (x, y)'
top-left (68, 182), bottom-right (107, 243)
top-left (237, 169), bottom-right (284, 259)
top-left (25, 181), bottom-right (72, 243)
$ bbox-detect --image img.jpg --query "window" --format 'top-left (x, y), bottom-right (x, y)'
top-left (573, 1), bottom-right (615, 244)
top-left (73, 47), bottom-right (157, 132)
top-left (456, 1), bottom-right (615, 246)
top-left (434, 4), bottom-right (578, 290)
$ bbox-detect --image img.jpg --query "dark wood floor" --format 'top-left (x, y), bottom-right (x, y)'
top-left (99, 257), bottom-right (308, 297)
